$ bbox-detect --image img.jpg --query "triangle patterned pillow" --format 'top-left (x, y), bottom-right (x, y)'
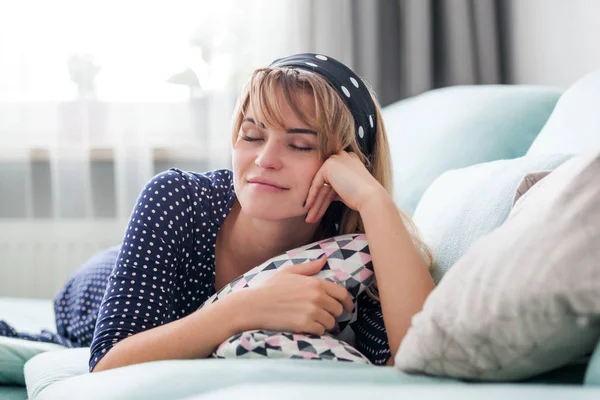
top-left (199, 233), bottom-right (375, 363)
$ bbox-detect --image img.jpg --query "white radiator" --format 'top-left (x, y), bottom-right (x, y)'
top-left (0, 220), bottom-right (126, 299)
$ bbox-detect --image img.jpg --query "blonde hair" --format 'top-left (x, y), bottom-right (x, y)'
top-left (231, 66), bottom-right (433, 300)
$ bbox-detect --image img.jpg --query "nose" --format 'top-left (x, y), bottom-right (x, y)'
top-left (255, 139), bottom-right (283, 170)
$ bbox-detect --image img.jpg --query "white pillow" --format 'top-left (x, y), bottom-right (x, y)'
top-left (395, 147), bottom-right (600, 381)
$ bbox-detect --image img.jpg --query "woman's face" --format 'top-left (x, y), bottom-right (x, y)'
top-left (232, 86), bottom-right (324, 221)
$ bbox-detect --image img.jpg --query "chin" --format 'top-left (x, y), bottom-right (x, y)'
top-left (241, 196), bottom-right (300, 221)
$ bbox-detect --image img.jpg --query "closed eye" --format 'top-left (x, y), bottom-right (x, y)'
top-left (291, 145), bottom-right (313, 152)
top-left (241, 136), bottom-right (313, 152)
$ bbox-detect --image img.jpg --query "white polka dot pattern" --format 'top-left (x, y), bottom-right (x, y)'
top-left (341, 86), bottom-right (351, 97)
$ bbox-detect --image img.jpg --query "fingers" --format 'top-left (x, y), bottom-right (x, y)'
top-left (282, 257), bottom-right (353, 314)
top-left (305, 321), bottom-right (327, 336)
top-left (311, 308), bottom-right (336, 334)
top-left (304, 172), bottom-right (328, 212)
top-left (321, 280), bottom-right (354, 313)
top-left (318, 290), bottom-right (345, 319)
top-left (316, 189), bottom-right (337, 221)
top-left (305, 186), bottom-right (336, 224)
top-left (282, 254), bottom-right (327, 275)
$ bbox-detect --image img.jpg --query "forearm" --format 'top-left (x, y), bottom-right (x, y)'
top-left (92, 290), bottom-right (252, 372)
top-left (359, 191), bottom-right (435, 362)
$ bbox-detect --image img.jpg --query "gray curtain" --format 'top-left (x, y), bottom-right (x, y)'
top-left (298, 0), bottom-right (507, 107)
top-left (352, 0), bottom-right (506, 106)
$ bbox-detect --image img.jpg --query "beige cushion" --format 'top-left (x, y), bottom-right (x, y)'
top-left (395, 147), bottom-right (600, 381)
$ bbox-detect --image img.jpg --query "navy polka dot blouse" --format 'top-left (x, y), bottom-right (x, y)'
top-left (0, 168), bottom-right (391, 370)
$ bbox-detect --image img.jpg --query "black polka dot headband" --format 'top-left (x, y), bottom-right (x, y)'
top-left (269, 53), bottom-right (377, 159)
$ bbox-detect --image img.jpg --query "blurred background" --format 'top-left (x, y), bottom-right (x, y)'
top-left (1, 0), bottom-right (599, 299)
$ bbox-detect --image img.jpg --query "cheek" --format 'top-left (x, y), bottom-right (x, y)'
top-left (231, 147), bottom-right (252, 170)
top-left (300, 161), bottom-right (325, 187)
top-left (308, 157), bottom-right (325, 173)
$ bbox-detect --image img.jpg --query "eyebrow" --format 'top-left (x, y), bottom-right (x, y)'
top-left (243, 118), bottom-right (317, 135)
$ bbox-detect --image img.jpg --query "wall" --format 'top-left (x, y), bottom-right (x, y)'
top-left (506, 0), bottom-right (600, 87)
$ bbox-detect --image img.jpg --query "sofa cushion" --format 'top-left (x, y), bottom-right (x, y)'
top-left (413, 153), bottom-right (571, 283)
top-left (25, 348), bottom-right (459, 400)
top-left (182, 383), bottom-right (600, 400)
top-left (25, 348), bottom-right (90, 400)
top-left (528, 70), bottom-right (600, 156)
top-left (382, 85), bottom-right (562, 215)
top-left (0, 298), bottom-right (64, 385)
top-left (0, 337), bottom-right (65, 385)
top-left (395, 147), bottom-right (600, 381)
top-left (585, 339), bottom-right (600, 386)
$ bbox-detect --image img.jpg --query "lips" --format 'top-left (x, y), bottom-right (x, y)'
top-left (248, 178), bottom-right (287, 189)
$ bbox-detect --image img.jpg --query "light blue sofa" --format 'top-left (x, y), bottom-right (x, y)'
top-left (4, 70), bottom-right (600, 400)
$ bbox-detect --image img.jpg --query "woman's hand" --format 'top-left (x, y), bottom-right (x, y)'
top-left (244, 254), bottom-right (354, 336)
top-left (302, 150), bottom-right (387, 223)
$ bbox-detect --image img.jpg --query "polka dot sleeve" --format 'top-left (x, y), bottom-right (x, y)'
top-left (89, 169), bottom-right (202, 371)
top-left (350, 292), bottom-right (392, 365)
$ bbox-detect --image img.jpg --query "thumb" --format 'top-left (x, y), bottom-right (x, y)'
top-left (282, 254), bottom-right (327, 276)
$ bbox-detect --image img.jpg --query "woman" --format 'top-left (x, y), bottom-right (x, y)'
top-left (2, 53), bottom-right (435, 372)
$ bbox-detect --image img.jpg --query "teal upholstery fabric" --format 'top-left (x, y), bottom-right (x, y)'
top-left (25, 348), bottom-right (460, 400)
top-left (584, 339), bottom-right (600, 386)
top-left (0, 386), bottom-right (27, 400)
top-left (0, 298), bottom-right (63, 385)
top-left (413, 153), bottom-right (571, 284)
top-left (23, 348), bottom-right (600, 400)
top-left (0, 337), bottom-right (65, 385)
top-left (382, 85), bottom-right (562, 215)
top-left (181, 383), bottom-right (600, 400)
top-left (528, 70), bottom-right (600, 156)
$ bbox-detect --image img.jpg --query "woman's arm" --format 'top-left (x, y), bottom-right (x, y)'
top-left (92, 289), bottom-right (254, 372)
top-left (89, 169), bottom-right (220, 371)
top-left (92, 256), bottom-right (350, 371)
top-left (359, 190), bottom-right (435, 365)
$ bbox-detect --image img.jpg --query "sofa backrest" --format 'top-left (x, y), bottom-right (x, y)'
top-left (382, 85), bottom-right (562, 215)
